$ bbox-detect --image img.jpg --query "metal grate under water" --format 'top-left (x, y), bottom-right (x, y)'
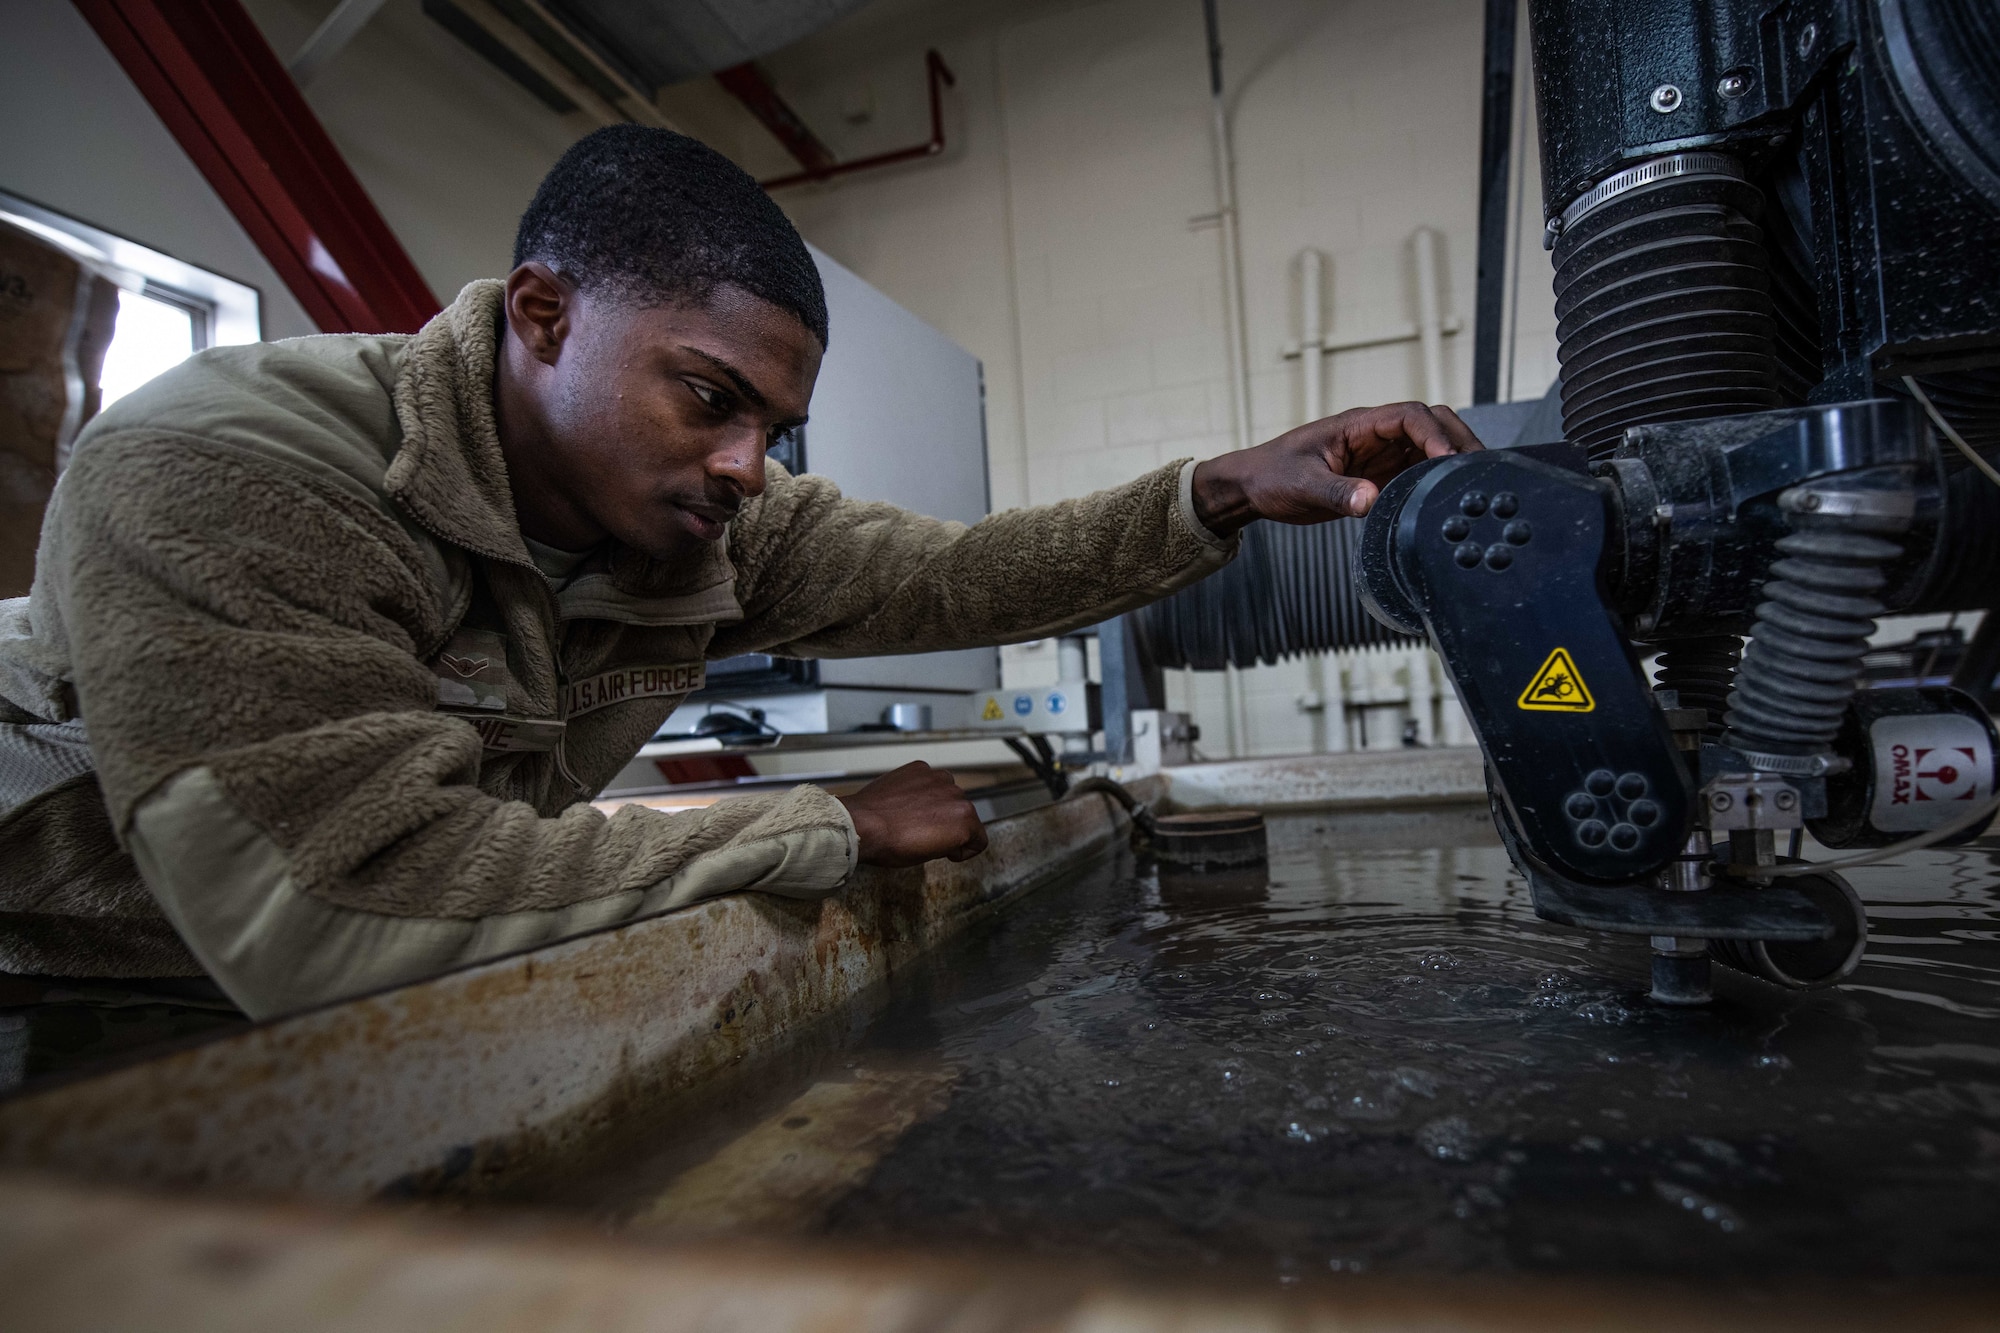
top-left (535, 806), bottom-right (2000, 1285)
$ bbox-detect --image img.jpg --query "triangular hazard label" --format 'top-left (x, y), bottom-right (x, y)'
top-left (980, 697), bottom-right (1005, 721)
top-left (1517, 647), bottom-right (1595, 712)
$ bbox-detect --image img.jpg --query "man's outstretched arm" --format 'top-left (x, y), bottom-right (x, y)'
top-left (712, 402), bottom-right (1483, 662)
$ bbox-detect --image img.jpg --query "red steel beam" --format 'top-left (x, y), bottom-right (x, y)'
top-left (73, 0), bottom-right (441, 334)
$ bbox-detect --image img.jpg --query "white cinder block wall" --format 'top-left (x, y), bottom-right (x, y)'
top-left (731, 0), bottom-right (1562, 758)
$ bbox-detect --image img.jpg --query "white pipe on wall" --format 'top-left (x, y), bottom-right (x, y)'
top-left (1299, 248), bottom-right (1325, 424)
top-left (1296, 246), bottom-right (1330, 754)
top-left (1210, 113), bottom-right (1254, 453)
top-left (1222, 662), bottom-right (1245, 758)
top-left (1204, 2), bottom-right (1253, 758)
top-left (1413, 225), bottom-right (1446, 405)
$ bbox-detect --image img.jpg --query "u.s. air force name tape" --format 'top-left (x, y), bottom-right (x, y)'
top-left (564, 661), bottom-right (708, 719)
top-left (443, 664), bottom-right (710, 750)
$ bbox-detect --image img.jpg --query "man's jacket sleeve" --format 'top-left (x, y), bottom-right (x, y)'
top-left (49, 433), bottom-right (855, 1020)
top-left (709, 459), bottom-right (1236, 660)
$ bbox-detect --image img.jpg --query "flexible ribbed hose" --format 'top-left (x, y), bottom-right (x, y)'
top-left (1550, 162), bottom-right (1782, 460)
top-left (1651, 636), bottom-right (1741, 738)
top-left (1131, 518), bottom-right (1420, 670)
top-left (1723, 513), bottom-right (1906, 756)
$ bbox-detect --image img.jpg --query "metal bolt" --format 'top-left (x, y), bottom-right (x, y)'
top-left (1650, 84), bottom-right (1683, 113)
top-left (1718, 71), bottom-right (1751, 99)
top-left (1798, 22), bottom-right (1817, 57)
top-left (1795, 491), bottom-right (1823, 511)
top-left (1711, 791), bottom-right (1734, 812)
top-left (1653, 502), bottom-right (1674, 529)
top-left (1776, 789), bottom-right (1798, 811)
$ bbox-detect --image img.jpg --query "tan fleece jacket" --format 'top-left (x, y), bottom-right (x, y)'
top-left (0, 281), bottom-right (1234, 1017)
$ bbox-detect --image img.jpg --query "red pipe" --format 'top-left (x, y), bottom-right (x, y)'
top-left (721, 50), bottom-right (957, 193)
top-left (72, 0), bottom-right (441, 334)
top-left (712, 61), bottom-right (837, 176)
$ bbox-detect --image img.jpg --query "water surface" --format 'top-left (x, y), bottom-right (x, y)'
top-left (590, 806), bottom-right (2000, 1282)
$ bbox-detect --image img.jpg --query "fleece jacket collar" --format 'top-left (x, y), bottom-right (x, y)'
top-left (383, 281), bottom-right (738, 622)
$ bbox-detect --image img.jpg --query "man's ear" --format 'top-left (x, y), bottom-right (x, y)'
top-left (504, 262), bottom-right (573, 367)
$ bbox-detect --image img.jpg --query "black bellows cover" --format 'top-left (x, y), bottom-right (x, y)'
top-left (1132, 519), bottom-right (1421, 671)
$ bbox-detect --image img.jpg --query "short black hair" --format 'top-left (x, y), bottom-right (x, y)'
top-left (513, 126), bottom-right (828, 346)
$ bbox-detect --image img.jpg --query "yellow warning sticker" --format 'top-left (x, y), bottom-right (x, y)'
top-left (980, 697), bottom-right (1005, 721)
top-left (1518, 647), bottom-right (1595, 712)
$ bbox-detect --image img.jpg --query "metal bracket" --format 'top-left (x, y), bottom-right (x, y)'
top-left (1702, 773), bottom-right (1804, 831)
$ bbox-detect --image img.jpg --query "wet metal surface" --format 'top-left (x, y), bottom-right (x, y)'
top-left (627, 1065), bottom-right (959, 1235)
top-left (0, 781), bottom-right (1154, 1201)
top-left (576, 806), bottom-right (2000, 1286)
top-left (1158, 746), bottom-right (1486, 811)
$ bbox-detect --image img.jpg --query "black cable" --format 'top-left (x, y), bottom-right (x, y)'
top-left (1004, 736), bottom-right (1068, 798)
top-left (1065, 776), bottom-right (1156, 837)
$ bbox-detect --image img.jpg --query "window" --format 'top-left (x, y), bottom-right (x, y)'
top-left (0, 189), bottom-right (260, 408)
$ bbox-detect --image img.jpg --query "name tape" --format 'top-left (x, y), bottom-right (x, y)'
top-left (469, 715), bottom-right (565, 753)
top-left (565, 662), bottom-right (708, 719)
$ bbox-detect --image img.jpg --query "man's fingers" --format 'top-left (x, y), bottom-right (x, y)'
top-left (1429, 403), bottom-right (1486, 455)
top-left (1389, 401), bottom-right (1466, 458)
top-left (842, 760), bottom-right (991, 867)
top-left (1325, 473), bottom-right (1379, 518)
top-left (947, 807), bottom-right (989, 861)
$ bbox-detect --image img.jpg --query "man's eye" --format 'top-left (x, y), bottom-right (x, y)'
top-left (688, 381), bottom-right (730, 412)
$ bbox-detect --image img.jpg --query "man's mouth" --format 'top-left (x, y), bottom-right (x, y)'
top-left (674, 501), bottom-right (736, 542)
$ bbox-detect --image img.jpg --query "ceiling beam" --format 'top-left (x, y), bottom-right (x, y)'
top-left (73, 0), bottom-right (440, 334)
top-left (287, 0), bottom-right (389, 88)
top-left (445, 0), bottom-right (627, 128)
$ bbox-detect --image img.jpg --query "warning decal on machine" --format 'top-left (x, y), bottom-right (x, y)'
top-left (980, 697), bottom-right (1005, 721)
top-left (1517, 647), bottom-right (1595, 712)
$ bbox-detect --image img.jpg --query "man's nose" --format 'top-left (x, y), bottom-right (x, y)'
top-left (708, 429), bottom-right (767, 498)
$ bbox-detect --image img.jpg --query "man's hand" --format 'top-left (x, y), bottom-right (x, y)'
top-left (1190, 402), bottom-right (1484, 536)
top-left (837, 761), bottom-right (989, 868)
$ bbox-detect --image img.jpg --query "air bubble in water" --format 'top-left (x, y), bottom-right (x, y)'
top-left (1689, 1136), bottom-right (1740, 1165)
top-left (1652, 1179), bottom-right (1745, 1233)
top-left (1395, 1067), bottom-right (1440, 1097)
top-left (1418, 1114), bottom-right (1476, 1160)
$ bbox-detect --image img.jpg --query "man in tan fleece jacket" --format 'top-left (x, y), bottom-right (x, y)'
top-left (0, 128), bottom-right (1480, 1019)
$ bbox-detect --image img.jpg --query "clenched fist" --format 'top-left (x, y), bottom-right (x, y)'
top-left (1190, 401), bottom-right (1484, 535)
top-left (836, 761), bottom-right (988, 868)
